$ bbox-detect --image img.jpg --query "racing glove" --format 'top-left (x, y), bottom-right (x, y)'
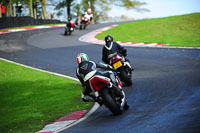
top-left (122, 49), bottom-right (127, 56)
top-left (107, 65), bottom-right (117, 72)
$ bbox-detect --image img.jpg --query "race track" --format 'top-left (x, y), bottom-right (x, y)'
top-left (0, 23), bottom-right (200, 133)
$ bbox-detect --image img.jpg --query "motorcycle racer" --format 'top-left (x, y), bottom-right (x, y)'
top-left (84, 8), bottom-right (93, 22)
top-left (76, 53), bottom-right (129, 110)
top-left (102, 35), bottom-right (128, 64)
top-left (64, 17), bottom-right (75, 35)
top-left (79, 9), bottom-right (93, 29)
top-left (102, 35), bottom-right (134, 86)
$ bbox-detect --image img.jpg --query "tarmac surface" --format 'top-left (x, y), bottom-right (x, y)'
top-left (0, 23), bottom-right (200, 133)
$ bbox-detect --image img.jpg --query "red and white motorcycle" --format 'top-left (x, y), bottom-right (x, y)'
top-left (79, 14), bottom-right (91, 30)
top-left (89, 70), bottom-right (129, 115)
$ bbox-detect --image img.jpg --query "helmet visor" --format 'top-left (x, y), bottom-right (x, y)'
top-left (105, 41), bottom-right (113, 49)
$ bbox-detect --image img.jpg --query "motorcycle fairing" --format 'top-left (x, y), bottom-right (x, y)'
top-left (110, 54), bottom-right (124, 64)
top-left (84, 70), bottom-right (97, 81)
top-left (89, 75), bottom-right (110, 91)
top-left (123, 62), bottom-right (132, 71)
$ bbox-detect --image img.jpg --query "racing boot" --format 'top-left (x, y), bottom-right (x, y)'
top-left (95, 96), bottom-right (103, 106)
top-left (123, 101), bottom-right (129, 111)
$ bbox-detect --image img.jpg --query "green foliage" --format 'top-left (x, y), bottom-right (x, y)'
top-left (0, 60), bottom-right (92, 133)
top-left (97, 0), bottom-right (148, 11)
top-left (96, 13), bottom-right (200, 47)
top-left (55, 0), bottom-right (75, 19)
top-left (55, 1), bottom-right (66, 9)
top-left (82, 0), bottom-right (89, 11)
top-left (82, 0), bottom-right (148, 23)
top-left (73, 4), bottom-right (81, 16)
top-left (113, 0), bottom-right (146, 8)
top-left (1, 0), bottom-right (148, 20)
top-left (39, 0), bottom-right (48, 19)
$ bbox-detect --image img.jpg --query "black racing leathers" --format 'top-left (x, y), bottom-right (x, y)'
top-left (76, 61), bottom-right (113, 102)
top-left (102, 41), bottom-right (127, 64)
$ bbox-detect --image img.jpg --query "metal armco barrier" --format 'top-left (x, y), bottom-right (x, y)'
top-left (0, 16), bottom-right (63, 29)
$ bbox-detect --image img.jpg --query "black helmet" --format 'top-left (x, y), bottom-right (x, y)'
top-left (105, 35), bottom-right (113, 43)
top-left (105, 35), bottom-right (113, 49)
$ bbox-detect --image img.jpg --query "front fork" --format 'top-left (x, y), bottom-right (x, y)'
top-left (123, 61), bottom-right (133, 73)
top-left (107, 80), bottom-right (126, 107)
top-left (120, 91), bottom-right (126, 107)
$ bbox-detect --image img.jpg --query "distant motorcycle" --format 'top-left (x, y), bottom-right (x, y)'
top-left (79, 14), bottom-right (90, 30)
top-left (109, 53), bottom-right (133, 86)
top-left (90, 69), bottom-right (129, 115)
top-left (64, 19), bottom-right (75, 36)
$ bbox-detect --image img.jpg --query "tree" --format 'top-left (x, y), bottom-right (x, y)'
top-left (53, 0), bottom-right (148, 22)
top-left (23, 0), bottom-right (34, 17)
top-left (55, 0), bottom-right (75, 20)
top-left (81, 0), bottom-right (148, 23)
top-left (73, 3), bottom-right (81, 17)
top-left (112, 0), bottom-right (149, 12)
top-left (39, 0), bottom-right (48, 19)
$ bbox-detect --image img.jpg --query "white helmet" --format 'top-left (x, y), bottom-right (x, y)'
top-left (87, 8), bottom-right (92, 14)
top-left (76, 53), bottom-right (89, 64)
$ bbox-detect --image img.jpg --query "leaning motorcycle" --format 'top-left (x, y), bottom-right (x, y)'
top-left (89, 71), bottom-right (128, 115)
top-left (64, 20), bottom-right (75, 36)
top-left (109, 54), bottom-right (133, 86)
top-left (79, 14), bottom-right (90, 30)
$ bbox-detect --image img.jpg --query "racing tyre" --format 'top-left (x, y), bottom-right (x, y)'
top-left (79, 25), bottom-right (82, 30)
top-left (101, 88), bottom-right (122, 115)
top-left (120, 68), bottom-right (132, 86)
top-left (64, 31), bottom-right (67, 36)
top-left (64, 28), bottom-right (69, 36)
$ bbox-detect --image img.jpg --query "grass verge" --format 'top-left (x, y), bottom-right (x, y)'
top-left (0, 59), bottom-right (92, 133)
top-left (96, 13), bottom-right (200, 47)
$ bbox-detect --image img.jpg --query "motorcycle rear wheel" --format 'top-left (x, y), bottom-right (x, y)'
top-left (120, 68), bottom-right (132, 86)
top-left (101, 88), bottom-right (122, 115)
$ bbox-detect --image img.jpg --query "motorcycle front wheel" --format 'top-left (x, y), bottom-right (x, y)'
top-left (64, 28), bottom-right (69, 36)
top-left (100, 88), bottom-right (122, 115)
top-left (83, 24), bottom-right (87, 29)
top-left (79, 25), bottom-right (82, 30)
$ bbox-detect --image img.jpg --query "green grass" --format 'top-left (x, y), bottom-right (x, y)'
top-left (96, 13), bottom-right (200, 47)
top-left (0, 59), bottom-right (92, 133)
top-left (0, 23), bottom-right (65, 32)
